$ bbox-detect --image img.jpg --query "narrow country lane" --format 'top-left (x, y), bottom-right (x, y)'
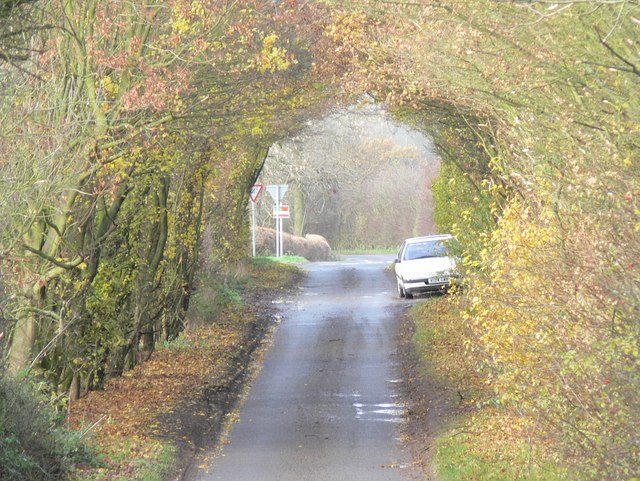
top-left (186, 255), bottom-right (416, 481)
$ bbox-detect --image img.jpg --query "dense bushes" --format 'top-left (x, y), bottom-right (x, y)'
top-left (0, 374), bottom-right (92, 481)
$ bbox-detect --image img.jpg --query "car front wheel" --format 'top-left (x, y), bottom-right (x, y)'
top-left (397, 280), bottom-right (406, 298)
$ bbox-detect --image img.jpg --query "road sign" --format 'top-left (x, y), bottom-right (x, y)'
top-left (266, 184), bottom-right (289, 257)
top-left (266, 184), bottom-right (288, 202)
top-left (273, 205), bottom-right (290, 218)
top-left (250, 184), bottom-right (263, 203)
top-left (249, 184), bottom-right (263, 256)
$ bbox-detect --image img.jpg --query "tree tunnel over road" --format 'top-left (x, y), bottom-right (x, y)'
top-left (1, 2), bottom-right (638, 480)
top-left (256, 103), bottom-right (440, 251)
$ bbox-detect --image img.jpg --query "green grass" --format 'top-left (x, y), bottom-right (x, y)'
top-left (188, 272), bottom-right (246, 326)
top-left (334, 247), bottom-right (398, 255)
top-left (158, 333), bottom-right (193, 350)
top-left (130, 443), bottom-right (177, 481)
top-left (76, 440), bottom-right (177, 481)
top-left (255, 255), bottom-right (308, 264)
top-left (435, 428), bottom-right (570, 481)
top-left (409, 297), bottom-right (574, 481)
top-left (0, 375), bottom-right (95, 481)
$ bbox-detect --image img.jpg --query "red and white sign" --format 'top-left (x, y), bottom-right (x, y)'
top-left (249, 184), bottom-right (263, 203)
top-left (273, 205), bottom-right (290, 218)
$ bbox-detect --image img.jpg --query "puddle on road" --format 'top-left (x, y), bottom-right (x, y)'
top-left (352, 401), bottom-right (407, 423)
top-left (325, 390), bottom-right (361, 399)
top-left (271, 298), bottom-right (295, 305)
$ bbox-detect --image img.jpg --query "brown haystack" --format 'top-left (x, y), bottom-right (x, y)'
top-left (255, 227), bottom-right (333, 261)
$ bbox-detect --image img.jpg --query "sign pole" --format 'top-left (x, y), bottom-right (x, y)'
top-left (278, 202), bottom-right (284, 257)
top-left (249, 184), bottom-right (263, 257)
top-left (251, 200), bottom-right (256, 257)
top-left (279, 214), bottom-right (284, 256)
top-left (279, 185), bottom-right (283, 256)
top-left (275, 185), bottom-right (280, 257)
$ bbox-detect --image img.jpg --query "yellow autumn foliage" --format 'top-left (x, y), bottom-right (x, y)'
top-left (256, 34), bottom-right (296, 73)
top-left (365, 2), bottom-right (640, 477)
top-left (467, 202), bottom-right (559, 398)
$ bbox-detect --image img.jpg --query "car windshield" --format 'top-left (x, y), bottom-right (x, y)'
top-left (403, 240), bottom-right (449, 260)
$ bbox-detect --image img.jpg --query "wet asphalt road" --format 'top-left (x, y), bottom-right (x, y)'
top-left (189, 255), bottom-right (414, 481)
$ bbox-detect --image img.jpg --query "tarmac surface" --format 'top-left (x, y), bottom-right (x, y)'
top-left (188, 255), bottom-right (415, 481)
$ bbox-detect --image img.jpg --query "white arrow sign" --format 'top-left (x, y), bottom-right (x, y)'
top-left (266, 184), bottom-right (288, 202)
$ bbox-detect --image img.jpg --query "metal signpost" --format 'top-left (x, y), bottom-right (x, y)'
top-left (266, 184), bottom-right (288, 257)
top-left (249, 184), bottom-right (263, 256)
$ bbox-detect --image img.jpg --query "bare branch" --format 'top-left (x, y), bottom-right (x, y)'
top-left (596, 28), bottom-right (640, 76)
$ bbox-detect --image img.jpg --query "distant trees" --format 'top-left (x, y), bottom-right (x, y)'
top-left (258, 106), bottom-right (439, 249)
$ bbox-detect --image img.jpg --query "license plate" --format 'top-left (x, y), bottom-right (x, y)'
top-left (428, 276), bottom-right (450, 284)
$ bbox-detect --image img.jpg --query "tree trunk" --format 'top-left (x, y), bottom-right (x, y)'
top-left (69, 372), bottom-right (80, 401)
top-left (293, 185), bottom-right (306, 237)
top-left (7, 313), bottom-right (37, 374)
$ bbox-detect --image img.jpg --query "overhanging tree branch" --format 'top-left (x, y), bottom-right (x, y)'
top-left (596, 29), bottom-right (640, 77)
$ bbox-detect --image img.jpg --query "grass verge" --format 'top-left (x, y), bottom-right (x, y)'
top-left (409, 295), bottom-right (572, 481)
top-left (334, 247), bottom-right (397, 255)
top-left (434, 413), bottom-right (569, 481)
top-left (256, 255), bottom-right (308, 264)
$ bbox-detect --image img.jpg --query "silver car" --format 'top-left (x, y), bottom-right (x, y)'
top-left (394, 234), bottom-right (457, 298)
